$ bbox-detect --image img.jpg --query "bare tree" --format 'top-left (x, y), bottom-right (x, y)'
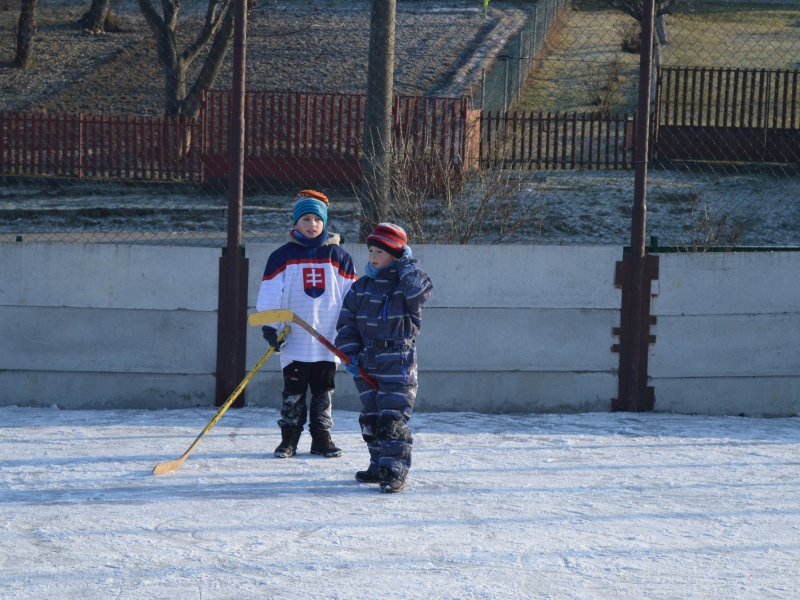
top-left (14, 0), bottom-right (39, 69)
top-left (606, 1), bottom-right (678, 99)
top-left (77, 0), bottom-right (121, 34)
top-left (386, 126), bottom-right (540, 244)
top-left (138, 0), bottom-right (254, 119)
top-left (606, 1), bottom-right (677, 46)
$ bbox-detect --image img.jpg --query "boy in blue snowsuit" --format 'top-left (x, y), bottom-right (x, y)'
top-left (335, 223), bottom-right (433, 493)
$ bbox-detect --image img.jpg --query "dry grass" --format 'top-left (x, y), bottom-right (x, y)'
top-left (515, 7), bottom-right (640, 114)
top-left (515, 3), bottom-right (800, 115)
top-left (0, 0), bottom-right (502, 115)
top-left (663, 4), bottom-right (800, 69)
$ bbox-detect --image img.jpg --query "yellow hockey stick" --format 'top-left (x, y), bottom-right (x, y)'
top-left (248, 309), bottom-right (380, 390)
top-left (152, 326), bottom-right (290, 475)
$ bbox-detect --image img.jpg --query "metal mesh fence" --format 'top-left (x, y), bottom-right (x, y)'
top-left (1, 0), bottom-right (799, 247)
top-left (646, 3), bottom-right (800, 249)
top-left (477, 0), bottom-right (570, 112)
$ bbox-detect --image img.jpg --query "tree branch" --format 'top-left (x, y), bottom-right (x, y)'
top-left (182, 0), bottom-right (255, 120)
top-left (162, 0), bottom-right (179, 31)
top-left (138, 0), bottom-right (170, 40)
top-left (181, 0), bottom-right (231, 65)
top-left (607, 0), bottom-right (679, 22)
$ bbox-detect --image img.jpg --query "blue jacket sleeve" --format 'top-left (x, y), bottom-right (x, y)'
top-left (335, 284), bottom-right (364, 356)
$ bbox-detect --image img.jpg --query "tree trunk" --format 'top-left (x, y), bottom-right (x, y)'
top-left (360, 0), bottom-right (396, 241)
top-left (78, 0), bottom-right (111, 33)
top-left (14, 0), bottom-right (39, 69)
top-left (163, 56), bottom-right (187, 118)
top-left (139, 0), bottom-right (245, 119)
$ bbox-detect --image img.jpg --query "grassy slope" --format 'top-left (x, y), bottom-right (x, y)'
top-left (515, 3), bottom-right (800, 115)
top-left (664, 4), bottom-right (800, 69)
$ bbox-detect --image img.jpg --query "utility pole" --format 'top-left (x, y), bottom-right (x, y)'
top-left (360, 0), bottom-right (396, 241)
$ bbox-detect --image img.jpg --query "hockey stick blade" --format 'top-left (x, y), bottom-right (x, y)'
top-left (247, 309), bottom-right (380, 390)
top-left (248, 309), bottom-right (294, 327)
top-left (152, 326), bottom-right (290, 475)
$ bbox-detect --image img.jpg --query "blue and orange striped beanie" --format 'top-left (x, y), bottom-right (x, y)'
top-left (293, 189), bottom-right (329, 227)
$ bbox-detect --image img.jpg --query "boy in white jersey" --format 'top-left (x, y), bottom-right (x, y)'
top-left (256, 190), bottom-right (357, 458)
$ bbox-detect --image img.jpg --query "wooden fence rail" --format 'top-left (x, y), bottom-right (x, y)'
top-left (14, 74), bottom-right (798, 183)
top-left (0, 112), bottom-right (203, 181)
top-left (201, 91), bottom-right (475, 185)
top-left (478, 110), bottom-right (636, 170)
top-left (657, 66), bottom-right (800, 129)
top-left (0, 105), bottom-right (636, 181)
top-left (654, 66), bottom-right (800, 165)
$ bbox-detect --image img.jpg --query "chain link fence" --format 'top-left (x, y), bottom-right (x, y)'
top-left (1, 0), bottom-right (799, 247)
top-left (477, 0), bottom-right (570, 111)
top-left (646, 2), bottom-right (800, 249)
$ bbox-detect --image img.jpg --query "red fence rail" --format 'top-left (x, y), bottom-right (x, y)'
top-left (0, 112), bottom-right (203, 181)
top-left (201, 90), bottom-right (475, 186)
top-left (478, 110), bottom-right (636, 170)
top-left (0, 92), bottom-right (475, 186)
top-left (5, 75), bottom-right (800, 182)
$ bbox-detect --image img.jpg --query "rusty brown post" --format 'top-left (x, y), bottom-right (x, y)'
top-left (216, 0), bottom-right (249, 407)
top-left (625, 0), bottom-right (656, 412)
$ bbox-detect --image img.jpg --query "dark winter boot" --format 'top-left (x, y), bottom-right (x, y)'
top-left (274, 426), bottom-right (302, 458)
top-left (355, 466), bottom-right (381, 483)
top-left (310, 429), bottom-right (342, 458)
top-left (379, 467), bottom-right (406, 493)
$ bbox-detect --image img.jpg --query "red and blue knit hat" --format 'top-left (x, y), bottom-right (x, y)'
top-left (293, 189), bottom-right (329, 226)
top-left (366, 223), bottom-right (407, 259)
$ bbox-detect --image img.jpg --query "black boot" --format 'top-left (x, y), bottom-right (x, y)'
top-left (310, 429), bottom-right (342, 458)
top-left (355, 466), bottom-right (381, 483)
top-left (379, 467), bottom-right (406, 493)
top-left (274, 426), bottom-right (302, 458)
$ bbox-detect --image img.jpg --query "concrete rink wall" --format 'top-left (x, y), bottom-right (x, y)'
top-left (1, 242), bottom-right (798, 415)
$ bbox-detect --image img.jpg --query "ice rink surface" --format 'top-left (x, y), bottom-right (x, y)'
top-left (1, 406), bottom-right (799, 599)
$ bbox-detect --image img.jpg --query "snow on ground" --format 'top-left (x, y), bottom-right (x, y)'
top-left (1, 406), bottom-right (799, 599)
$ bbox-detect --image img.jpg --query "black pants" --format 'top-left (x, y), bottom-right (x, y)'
top-left (278, 361), bottom-right (336, 433)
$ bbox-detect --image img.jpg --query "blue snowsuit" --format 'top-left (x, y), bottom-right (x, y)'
top-left (335, 254), bottom-right (433, 481)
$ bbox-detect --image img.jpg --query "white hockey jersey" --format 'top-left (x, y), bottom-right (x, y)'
top-left (256, 231), bottom-right (357, 368)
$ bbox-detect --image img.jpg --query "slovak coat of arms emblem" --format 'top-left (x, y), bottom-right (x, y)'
top-left (302, 267), bottom-right (326, 299)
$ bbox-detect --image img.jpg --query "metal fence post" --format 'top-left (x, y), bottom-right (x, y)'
top-left (544, 0), bottom-right (549, 35)
top-left (519, 34), bottom-right (525, 97)
top-left (216, 0), bottom-right (249, 407)
top-left (481, 68), bottom-right (486, 110)
top-left (622, 0), bottom-right (656, 412)
top-left (503, 57), bottom-right (509, 113)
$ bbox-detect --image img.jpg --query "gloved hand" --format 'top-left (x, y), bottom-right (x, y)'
top-left (344, 356), bottom-right (360, 377)
top-left (397, 248), bottom-right (416, 279)
top-left (262, 326), bottom-right (286, 352)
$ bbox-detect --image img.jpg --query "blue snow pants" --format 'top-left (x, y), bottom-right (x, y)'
top-left (354, 342), bottom-right (417, 481)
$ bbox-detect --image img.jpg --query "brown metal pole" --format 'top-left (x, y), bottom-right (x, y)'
top-left (626, 0), bottom-right (656, 412)
top-left (221, 0), bottom-right (248, 405)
